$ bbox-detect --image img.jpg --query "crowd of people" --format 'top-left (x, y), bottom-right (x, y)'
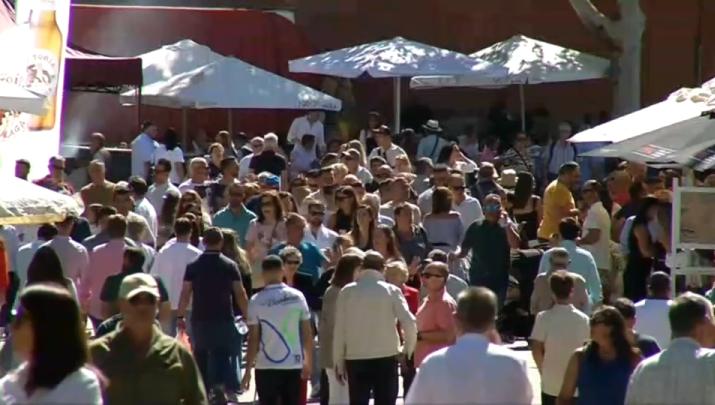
top-left (0, 108), bottom-right (711, 405)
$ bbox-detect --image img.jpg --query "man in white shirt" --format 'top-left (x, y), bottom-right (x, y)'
top-left (145, 158), bottom-right (181, 214)
top-left (634, 272), bottom-right (673, 348)
top-left (302, 200), bottom-right (337, 251)
top-left (112, 184), bottom-right (156, 247)
top-left (407, 287), bottom-right (533, 405)
top-left (626, 292), bottom-right (715, 405)
top-left (333, 251), bottom-right (416, 405)
top-left (150, 218), bottom-right (201, 335)
top-left (416, 119), bottom-right (449, 162)
top-left (130, 121), bottom-right (158, 178)
top-left (578, 180), bottom-right (612, 295)
top-left (129, 176), bottom-right (159, 241)
top-left (242, 255), bottom-right (313, 402)
top-left (367, 125), bottom-right (408, 168)
top-left (238, 137), bottom-right (264, 181)
top-left (450, 172), bottom-right (483, 231)
top-left (286, 110), bottom-right (325, 154)
top-left (43, 214), bottom-right (89, 284)
top-left (17, 224), bottom-right (58, 291)
top-left (531, 271), bottom-right (590, 405)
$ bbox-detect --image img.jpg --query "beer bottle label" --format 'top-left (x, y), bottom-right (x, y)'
top-left (25, 49), bottom-right (59, 97)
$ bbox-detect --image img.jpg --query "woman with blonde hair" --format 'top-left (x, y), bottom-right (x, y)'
top-left (347, 139), bottom-right (368, 167)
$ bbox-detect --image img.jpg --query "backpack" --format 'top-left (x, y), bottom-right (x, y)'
top-left (546, 141), bottom-right (578, 173)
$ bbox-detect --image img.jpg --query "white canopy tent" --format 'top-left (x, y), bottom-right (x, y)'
top-left (288, 36), bottom-right (507, 131)
top-left (410, 35), bottom-right (611, 131)
top-left (122, 39), bottom-right (341, 137)
top-left (0, 82), bottom-right (46, 115)
top-left (121, 57), bottom-right (341, 111)
top-left (0, 177), bottom-right (81, 225)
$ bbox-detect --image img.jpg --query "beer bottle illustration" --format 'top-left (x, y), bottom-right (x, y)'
top-left (23, 0), bottom-right (63, 131)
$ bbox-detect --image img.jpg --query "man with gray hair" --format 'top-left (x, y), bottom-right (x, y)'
top-left (249, 133), bottom-right (287, 189)
top-left (626, 292), bottom-right (715, 404)
top-left (407, 287), bottom-right (532, 404)
top-left (238, 136), bottom-right (264, 181)
top-left (178, 157), bottom-right (210, 195)
top-left (530, 247), bottom-right (590, 314)
top-left (333, 250), bottom-right (416, 405)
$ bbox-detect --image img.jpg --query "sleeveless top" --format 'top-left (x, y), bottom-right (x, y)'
top-left (577, 349), bottom-right (632, 405)
top-left (512, 196), bottom-right (539, 241)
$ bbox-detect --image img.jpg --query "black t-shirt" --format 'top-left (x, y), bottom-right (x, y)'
top-left (100, 268), bottom-right (170, 303)
top-left (635, 333), bottom-right (661, 358)
top-left (184, 252), bottom-right (241, 322)
top-left (249, 151), bottom-right (287, 176)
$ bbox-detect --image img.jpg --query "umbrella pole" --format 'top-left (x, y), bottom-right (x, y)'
top-left (228, 109), bottom-right (233, 133)
top-left (519, 84), bottom-right (526, 132)
top-left (393, 77), bottom-right (401, 133)
top-left (182, 108), bottom-right (188, 149)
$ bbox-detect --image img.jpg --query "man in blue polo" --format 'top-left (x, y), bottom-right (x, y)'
top-left (212, 183), bottom-right (256, 246)
top-left (269, 213), bottom-right (326, 282)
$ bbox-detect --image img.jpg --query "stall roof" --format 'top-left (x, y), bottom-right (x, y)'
top-left (65, 44), bottom-right (143, 92)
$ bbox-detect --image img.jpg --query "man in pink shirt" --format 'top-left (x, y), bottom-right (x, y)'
top-left (415, 261), bottom-right (457, 367)
top-left (80, 214), bottom-right (128, 328)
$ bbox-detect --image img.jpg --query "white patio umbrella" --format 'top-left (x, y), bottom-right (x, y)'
top-left (410, 35), bottom-right (611, 131)
top-left (122, 57), bottom-right (341, 111)
top-left (0, 177), bottom-right (81, 225)
top-left (0, 82), bottom-right (46, 115)
top-left (289, 36), bottom-right (507, 131)
top-left (569, 88), bottom-right (713, 144)
top-left (581, 87), bottom-right (715, 170)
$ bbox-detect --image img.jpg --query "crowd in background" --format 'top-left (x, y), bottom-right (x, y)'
top-left (0, 107), bottom-right (713, 405)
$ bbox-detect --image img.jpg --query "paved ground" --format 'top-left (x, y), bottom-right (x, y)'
top-left (236, 340), bottom-right (543, 404)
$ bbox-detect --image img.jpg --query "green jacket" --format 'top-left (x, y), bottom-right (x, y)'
top-left (90, 326), bottom-right (207, 405)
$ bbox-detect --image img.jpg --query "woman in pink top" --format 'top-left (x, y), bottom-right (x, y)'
top-left (414, 261), bottom-right (457, 367)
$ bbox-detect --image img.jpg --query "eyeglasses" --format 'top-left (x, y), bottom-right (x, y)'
top-left (310, 211), bottom-right (325, 216)
top-left (421, 273), bottom-right (445, 279)
top-left (286, 260), bottom-right (301, 265)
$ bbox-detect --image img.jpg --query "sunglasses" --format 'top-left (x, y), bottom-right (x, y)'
top-left (347, 183), bottom-right (363, 188)
top-left (421, 273), bottom-right (445, 279)
top-left (310, 211), bottom-right (325, 216)
top-left (229, 192), bottom-right (244, 197)
top-left (261, 200), bottom-right (274, 205)
top-left (336, 195), bottom-right (351, 201)
top-left (286, 260), bottom-right (301, 265)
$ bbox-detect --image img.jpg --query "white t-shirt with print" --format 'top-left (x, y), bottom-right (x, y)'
top-left (247, 283), bottom-right (311, 370)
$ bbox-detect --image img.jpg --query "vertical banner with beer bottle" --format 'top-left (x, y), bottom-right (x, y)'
top-left (0, 0), bottom-right (69, 178)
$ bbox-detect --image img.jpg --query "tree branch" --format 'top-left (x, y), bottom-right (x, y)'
top-left (569, 0), bottom-right (620, 49)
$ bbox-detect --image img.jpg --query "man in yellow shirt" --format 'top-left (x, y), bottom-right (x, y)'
top-left (538, 162), bottom-right (581, 240)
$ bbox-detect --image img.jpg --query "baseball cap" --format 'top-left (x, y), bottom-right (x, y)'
top-left (260, 174), bottom-right (281, 189)
top-left (119, 273), bottom-right (160, 300)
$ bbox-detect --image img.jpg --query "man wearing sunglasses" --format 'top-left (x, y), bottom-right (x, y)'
top-left (303, 200), bottom-right (337, 251)
top-left (457, 194), bottom-right (513, 306)
top-left (90, 272), bottom-right (207, 404)
top-left (449, 173), bottom-right (483, 232)
top-left (33, 155), bottom-right (74, 195)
